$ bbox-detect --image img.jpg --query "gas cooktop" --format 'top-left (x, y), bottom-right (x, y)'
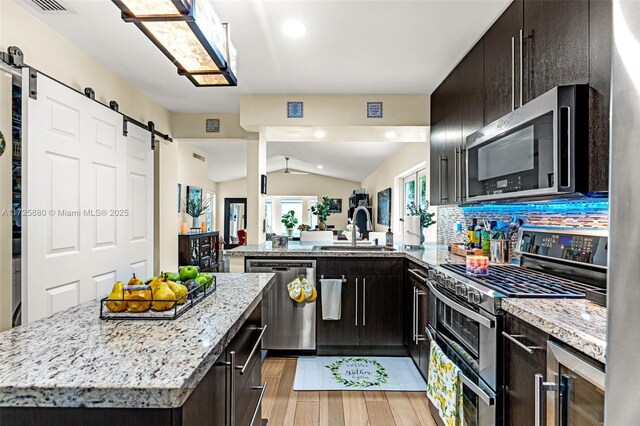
top-left (440, 263), bottom-right (597, 298)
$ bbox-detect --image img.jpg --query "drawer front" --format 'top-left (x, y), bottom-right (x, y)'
top-left (318, 258), bottom-right (403, 275)
top-left (226, 303), bottom-right (264, 394)
top-left (200, 256), bottom-right (211, 270)
top-left (234, 355), bottom-right (264, 426)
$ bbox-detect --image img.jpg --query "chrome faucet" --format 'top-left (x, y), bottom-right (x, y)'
top-left (351, 206), bottom-right (373, 247)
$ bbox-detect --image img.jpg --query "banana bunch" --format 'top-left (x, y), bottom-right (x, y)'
top-left (287, 277), bottom-right (317, 303)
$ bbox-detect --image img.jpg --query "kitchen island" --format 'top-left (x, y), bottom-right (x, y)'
top-left (0, 273), bottom-right (275, 425)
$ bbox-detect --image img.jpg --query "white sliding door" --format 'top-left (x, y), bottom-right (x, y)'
top-left (22, 71), bottom-right (153, 323)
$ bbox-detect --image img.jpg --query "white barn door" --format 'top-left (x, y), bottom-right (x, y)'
top-left (23, 71), bottom-right (153, 323)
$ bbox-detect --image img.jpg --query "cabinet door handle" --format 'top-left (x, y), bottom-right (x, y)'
top-left (363, 278), bottom-right (366, 326)
top-left (502, 331), bottom-right (541, 355)
top-left (227, 351), bottom-right (237, 426)
top-left (519, 29), bottom-right (524, 107)
top-left (454, 147), bottom-right (459, 202)
top-left (355, 278), bottom-right (358, 326)
top-left (412, 288), bottom-right (417, 343)
top-left (415, 290), bottom-right (427, 343)
top-left (535, 374), bottom-right (557, 426)
top-left (408, 269), bottom-right (428, 283)
top-left (439, 156), bottom-right (449, 202)
top-left (249, 382), bottom-right (268, 426)
top-left (237, 325), bottom-right (268, 375)
top-left (511, 35), bottom-right (515, 111)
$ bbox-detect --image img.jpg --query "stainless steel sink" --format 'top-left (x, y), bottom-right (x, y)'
top-left (314, 245), bottom-right (396, 252)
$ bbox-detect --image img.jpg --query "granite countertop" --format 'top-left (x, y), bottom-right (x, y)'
top-left (226, 241), bottom-right (454, 268)
top-left (0, 273), bottom-right (275, 409)
top-left (502, 298), bottom-right (607, 363)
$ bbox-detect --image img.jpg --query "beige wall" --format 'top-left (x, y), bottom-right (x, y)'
top-left (216, 171), bottom-right (360, 241)
top-left (0, 2), bottom-right (176, 273)
top-left (240, 95), bottom-right (430, 131)
top-left (176, 140), bottom-right (218, 228)
top-left (360, 143), bottom-right (435, 241)
top-left (171, 113), bottom-right (247, 140)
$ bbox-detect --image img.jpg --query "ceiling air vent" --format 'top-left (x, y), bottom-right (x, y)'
top-left (193, 153), bottom-right (205, 162)
top-left (26, 0), bottom-right (74, 14)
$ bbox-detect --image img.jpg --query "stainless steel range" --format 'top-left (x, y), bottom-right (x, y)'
top-left (425, 226), bottom-right (607, 426)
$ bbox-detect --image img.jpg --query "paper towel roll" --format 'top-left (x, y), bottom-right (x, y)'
top-left (404, 216), bottom-right (422, 247)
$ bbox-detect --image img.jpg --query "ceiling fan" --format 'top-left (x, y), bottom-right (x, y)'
top-left (283, 157), bottom-right (309, 175)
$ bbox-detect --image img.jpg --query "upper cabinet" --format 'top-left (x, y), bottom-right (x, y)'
top-left (430, 0), bottom-right (610, 205)
top-left (484, 0), bottom-right (524, 124)
top-left (523, 0), bottom-right (589, 103)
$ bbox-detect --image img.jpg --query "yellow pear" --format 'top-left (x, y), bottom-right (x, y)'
top-left (149, 276), bottom-right (166, 294)
top-left (106, 281), bottom-right (127, 312)
top-left (167, 280), bottom-right (188, 305)
top-left (125, 287), bottom-right (151, 312)
top-left (151, 282), bottom-right (176, 311)
top-left (128, 273), bottom-right (143, 286)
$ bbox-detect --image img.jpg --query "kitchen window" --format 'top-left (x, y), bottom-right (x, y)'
top-left (402, 168), bottom-right (427, 217)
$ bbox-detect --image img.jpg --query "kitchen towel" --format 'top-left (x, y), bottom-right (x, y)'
top-left (320, 279), bottom-right (342, 320)
top-left (427, 340), bottom-right (464, 426)
top-left (404, 216), bottom-right (421, 247)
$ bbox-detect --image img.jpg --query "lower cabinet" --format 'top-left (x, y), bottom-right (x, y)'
top-left (406, 264), bottom-right (430, 379)
top-left (503, 313), bottom-right (549, 426)
top-left (316, 258), bottom-right (404, 354)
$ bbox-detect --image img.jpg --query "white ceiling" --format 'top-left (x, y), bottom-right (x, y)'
top-left (187, 139), bottom-right (419, 182)
top-left (17, 0), bottom-right (511, 113)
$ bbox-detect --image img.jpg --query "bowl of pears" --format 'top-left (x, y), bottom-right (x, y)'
top-left (101, 271), bottom-right (214, 320)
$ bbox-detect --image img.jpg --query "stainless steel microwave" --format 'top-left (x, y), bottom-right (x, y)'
top-left (465, 85), bottom-right (589, 202)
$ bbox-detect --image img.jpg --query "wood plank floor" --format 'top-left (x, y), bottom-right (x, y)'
top-left (262, 357), bottom-right (438, 426)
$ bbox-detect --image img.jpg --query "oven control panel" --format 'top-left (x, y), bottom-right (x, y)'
top-left (518, 227), bottom-right (608, 267)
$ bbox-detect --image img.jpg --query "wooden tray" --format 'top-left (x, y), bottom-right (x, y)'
top-left (450, 243), bottom-right (484, 257)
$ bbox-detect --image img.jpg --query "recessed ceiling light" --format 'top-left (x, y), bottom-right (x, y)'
top-left (314, 130), bottom-right (326, 139)
top-left (385, 131), bottom-right (397, 139)
top-left (317, 165), bottom-right (324, 169)
top-left (282, 20), bottom-right (307, 38)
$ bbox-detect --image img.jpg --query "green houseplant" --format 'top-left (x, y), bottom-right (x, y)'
top-left (407, 201), bottom-right (436, 246)
top-left (281, 210), bottom-right (298, 236)
top-left (184, 195), bottom-right (210, 229)
top-left (310, 197), bottom-right (333, 230)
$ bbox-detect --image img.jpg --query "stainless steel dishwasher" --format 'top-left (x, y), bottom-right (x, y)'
top-left (245, 259), bottom-right (316, 351)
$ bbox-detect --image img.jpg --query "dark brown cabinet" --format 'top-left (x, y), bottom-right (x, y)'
top-left (316, 258), bottom-right (404, 354)
top-left (483, 0), bottom-right (523, 124)
top-left (405, 264), bottom-right (430, 379)
top-left (523, 0), bottom-right (590, 103)
top-left (178, 231), bottom-right (220, 272)
top-left (503, 313), bottom-right (549, 426)
top-left (430, 0), bottom-right (611, 203)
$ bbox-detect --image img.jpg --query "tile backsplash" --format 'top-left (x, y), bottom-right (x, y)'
top-left (437, 199), bottom-right (609, 246)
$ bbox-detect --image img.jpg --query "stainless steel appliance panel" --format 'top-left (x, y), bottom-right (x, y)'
top-left (544, 341), bottom-right (605, 426)
top-left (245, 259), bottom-right (316, 351)
top-left (608, 1), bottom-right (640, 423)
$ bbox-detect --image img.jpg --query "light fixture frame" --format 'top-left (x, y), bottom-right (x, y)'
top-left (112, 0), bottom-right (237, 87)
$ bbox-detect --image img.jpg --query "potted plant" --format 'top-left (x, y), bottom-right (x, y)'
top-left (184, 195), bottom-right (210, 230)
top-left (407, 201), bottom-right (436, 246)
top-left (281, 210), bottom-right (298, 236)
top-left (310, 197), bottom-right (332, 231)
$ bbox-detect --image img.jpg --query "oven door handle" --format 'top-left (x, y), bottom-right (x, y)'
top-left (459, 372), bottom-right (496, 406)
top-left (427, 280), bottom-right (495, 329)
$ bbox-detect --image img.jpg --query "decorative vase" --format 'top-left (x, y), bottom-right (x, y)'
top-left (421, 227), bottom-right (427, 247)
top-left (192, 217), bottom-right (199, 229)
top-left (318, 221), bottom-right (327, 231)
top-left (287, 228), bottom-right (294, 237)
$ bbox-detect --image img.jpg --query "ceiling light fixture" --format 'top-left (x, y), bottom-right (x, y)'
top-left (317, 165), bottom-right (324, 169)
top-left (314, 130), bottom-right (326, 139)
top-left (282, 20), bottom-right (307, 38)
top-left (385, 130), bottom-right (397, 139)
top-left (112, 0), bottom-right (237, 87)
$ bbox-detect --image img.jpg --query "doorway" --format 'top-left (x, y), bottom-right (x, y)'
top-left (224, 198), bottom-right (247, 248)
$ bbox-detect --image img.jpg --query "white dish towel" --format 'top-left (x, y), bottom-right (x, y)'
top-left (320, 279), bottom-right (342, 320)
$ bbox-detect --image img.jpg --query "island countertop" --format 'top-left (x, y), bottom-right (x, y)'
top-left (0, 273), bottom-right (275, 409)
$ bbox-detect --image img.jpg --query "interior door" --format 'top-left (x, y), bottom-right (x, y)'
top-left (22, 71), bottom-right (153, 323)
top-left (0, 69), bottom-right (14, 330)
